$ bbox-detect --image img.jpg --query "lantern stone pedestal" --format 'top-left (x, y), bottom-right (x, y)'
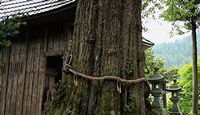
top-left (148, 68), bottom-right (167, 115)
top-left (168, 96), bottom-right (182, 115)
top-left (150, 87), bottom-right (167, 115)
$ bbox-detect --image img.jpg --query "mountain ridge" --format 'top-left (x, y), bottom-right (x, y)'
top-left (153, 29), bottom-right (200, 67)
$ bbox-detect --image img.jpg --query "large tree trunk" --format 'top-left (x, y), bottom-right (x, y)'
top-left (191, 16), bottom-right (198, 115)
top-left (50, 0), bottom-right (148, 115)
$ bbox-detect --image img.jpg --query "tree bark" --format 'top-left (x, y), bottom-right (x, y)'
top-left (63, 0), bottom-right (148, 114)
top-left (191, 16), bottom-right (198, 115)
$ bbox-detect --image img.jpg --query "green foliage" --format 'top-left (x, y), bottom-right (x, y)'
top-left (0, 64), bottom-right (4, 69)
top-left (0, 15), bottom-right (26, 47)
top-left (45, 79), bottom-right (67, 115)
top-left (145, 48), bottom-right (165, 78)
top-left (123, 93), bottom-right (138, 114)
top-left (142, 0), bottom-right (164, 31)
top-left (160, 0), bottom-right (200, 36)
top-left (142, 0), bottom-right (164, 19)
top-left (161, 66), bottom-right (179, 80)
top-left (150, 108), bottom-right (160, 115)
top-left (53, 104), bottom-right (65, 115)
top-left (146, 46), bottom-right (200, 114)
top-left (167, 98), bottom-right (173, 111)
top-left (142, 0), bottom-right (200, 35)
top-left (178, 58), bottom-right (200, 114)
top-left (160, 0), bottom-right (198, 21)
top-left (125, 58), bottom-right (134, 76)
top-left (45, 75), bottom-right (82, 115)
top-left (146, 96), bottom-right (161, 115)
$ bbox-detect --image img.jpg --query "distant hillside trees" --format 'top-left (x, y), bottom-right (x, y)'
top-left (153, 31), bottom-right (200, 67)
top-left (145, 48), bottom-right (179, 80)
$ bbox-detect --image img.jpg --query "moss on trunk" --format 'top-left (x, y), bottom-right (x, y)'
top-left (45, 0), bottom-right (149, 114)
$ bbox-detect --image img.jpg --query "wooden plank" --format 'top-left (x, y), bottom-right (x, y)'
top-left (5, 44), bottom-right (15, 115)
top-left (0, 48), bottom-right (10, 115)
top-left (30, 41), bottom-right (36, 115)
top-left (47, 26), bottom-right (54, 52)
top-left (38, 71), bottom-right (45, 115)
top-left (37, 29), bottom-right (46, 115)
top-left (60, 23), bottom-right (69, 51)
top-left (35, 35), bottom-right (44, 115)
top-left (22, 71), bottom-right (30, 115)
top-left (5, 45), bottom-right (14, 115)
top-left (59, 25), bottom-right (66, 51)
top-left (10, 41), bottom-right (20, 115)
top-left (53, 24), bottom-right (61, 52)
top-left (15, 36), bottom-right (27, 115)
top-left (10, 43), bottom-right (18, 115)
top-left (31, 38), bottom-right (40, 115)
top-left (10, 62), bottom-right (18, 115)
top-left (15, 61), bottom-right (25, 115)
top-left (26, 71), bottom-right (34, 115)
top-left (36, 64), bottom-right (42, 115)
top-left (0, 49), bottom-right (3, 97)
top-left (22, 40), bottom-right (33, 115)
top-left (44, 27), bottom-right (48, 53)
top-left (61, 25), bottom-right (72, 51)
top-left (0, 49), bottom-right (5, 113)
top-left (29, 35), bottom-right (42, 115)
top-left (26, 41), bottom-right (35, 115)
top-left (37, 57), bottom-right (45, 115)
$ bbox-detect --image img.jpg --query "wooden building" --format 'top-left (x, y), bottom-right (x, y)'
top-left (0, 0), bottom-right (153, 115)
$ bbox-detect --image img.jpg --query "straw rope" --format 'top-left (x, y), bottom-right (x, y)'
top-left (63, 64), bottom-right (148, 85)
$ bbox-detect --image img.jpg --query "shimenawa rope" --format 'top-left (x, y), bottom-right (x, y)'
top-left (63, 64), bottom-right (148, 84)
top-left (63, 54), bottom-right (148, 93)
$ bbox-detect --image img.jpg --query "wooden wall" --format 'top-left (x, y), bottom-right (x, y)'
top-left (0, 22), bottom-right (72, 115)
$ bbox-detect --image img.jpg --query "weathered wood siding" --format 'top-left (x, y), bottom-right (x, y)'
top-left (0, 22), bottom-right (72, 115)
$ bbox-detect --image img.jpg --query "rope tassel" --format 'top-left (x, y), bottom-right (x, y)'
top-left (74, 75), bottom-right (78, 86)
top-left (117, 81), bottom-right (121, 93)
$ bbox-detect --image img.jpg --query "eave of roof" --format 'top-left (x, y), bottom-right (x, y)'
top-left (0, 0), bottom-right (154, 48)
top-left (142, 37), bottom-right (154, 49)
top-left (0, 0), bottom-right (76, 19)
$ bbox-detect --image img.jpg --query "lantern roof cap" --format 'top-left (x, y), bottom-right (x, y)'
top-left (166, 79), bottom-right (181, 91)
top-left (148, 67), bottom-right (164, 82)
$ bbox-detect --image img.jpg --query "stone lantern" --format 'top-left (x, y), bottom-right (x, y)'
top-left (166, 79), bottom-right (182, 115)
top-left (148, 68), bottom-right (167, 115)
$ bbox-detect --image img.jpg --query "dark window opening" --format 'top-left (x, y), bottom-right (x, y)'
top-left (46, 55), bottom-right (63, 83)
top-left (42, 55), bottom-right (63, 112)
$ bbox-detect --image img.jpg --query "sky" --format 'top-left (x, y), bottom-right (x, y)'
top-left (142, 19), bottom-right (190, 44)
